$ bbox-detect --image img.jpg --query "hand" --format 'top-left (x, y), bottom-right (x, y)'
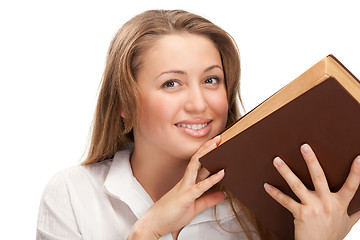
top-left (128, 136), bottom-right (226, 240)
top-left (264, 143), bottom-right (360, 240)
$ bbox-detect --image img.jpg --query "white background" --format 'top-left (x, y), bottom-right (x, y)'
top-left (1, 0), bottom-right (359, 239)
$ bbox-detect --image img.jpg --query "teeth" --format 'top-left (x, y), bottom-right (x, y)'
top-left (176, 122), bottom-right (208, 130)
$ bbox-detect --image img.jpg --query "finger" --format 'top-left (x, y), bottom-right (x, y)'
top-left (193, 135), bottom-right (221, 159)
top-left (349, 210), bottom-right (360, 227)
top-left (192, 169), bottom-right (225, 199)
top-left (194, 191), bottom-right (226, 216)
top-left (264, 183), bottom-right (300, 215)
top-left (196, 167), bottom-right (210, 183)
top-left (337, 156), bottom-right (360, 203)
top-left (300, 144), bottom-right (330, 195)
top-left (183, 135), bottom-right (221, 185)
top-left (273, 157), bottom-right (309, 203)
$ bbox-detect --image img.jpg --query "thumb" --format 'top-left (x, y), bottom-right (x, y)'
top-left (350, 210), bottom-right (360, 227)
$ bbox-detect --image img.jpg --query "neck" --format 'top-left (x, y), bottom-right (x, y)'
top-left (130, 145), bottom-right (189, 202)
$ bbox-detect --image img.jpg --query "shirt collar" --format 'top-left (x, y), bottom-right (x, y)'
top-left (103, 147), bottom-right (154, 219)
top-left (103, 147), bottom-right (236, 224)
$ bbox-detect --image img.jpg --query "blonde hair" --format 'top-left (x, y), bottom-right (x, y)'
top-left (82, 9), bottom-right (276, 240)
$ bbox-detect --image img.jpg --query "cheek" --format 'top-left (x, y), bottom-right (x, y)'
top-left (208, 90), bottom-right (229, 121)
top-left (139, 94), bottom-right (179, 127)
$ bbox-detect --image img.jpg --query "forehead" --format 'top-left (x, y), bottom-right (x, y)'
top-left (139, 33), bottom-right (222, 76)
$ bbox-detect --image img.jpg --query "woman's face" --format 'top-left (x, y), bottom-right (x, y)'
top-left (133, 33), bottom-right (228, 160)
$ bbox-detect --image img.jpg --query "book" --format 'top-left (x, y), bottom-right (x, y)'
top-left (200, 55), bottom-right (360, 240)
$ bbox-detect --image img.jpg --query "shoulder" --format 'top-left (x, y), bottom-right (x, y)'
top-left (40, 159), bottom-right (113, 202)
top-left (41, 146), bottom-right (134, 200)
top-left (49, 159), bottom-right (112, 185)
top-left (37, 161), bottom-right (116, 239)
top-left (37, 148), bottom-right (135, 239)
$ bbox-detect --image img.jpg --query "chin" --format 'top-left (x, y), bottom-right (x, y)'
top-left (179, 142), bottom-right (206, 160)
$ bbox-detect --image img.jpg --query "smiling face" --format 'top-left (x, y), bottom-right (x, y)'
top-left (133, 33), bottom-right (228, 160)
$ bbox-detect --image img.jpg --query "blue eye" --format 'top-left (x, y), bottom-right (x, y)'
top-left (161, 80), bottom-right (180, 88)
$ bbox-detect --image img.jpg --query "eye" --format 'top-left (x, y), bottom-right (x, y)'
top-left (204, 76), bottom-right (221, 85)
top-left (161, 80), bottom-right (180, 89)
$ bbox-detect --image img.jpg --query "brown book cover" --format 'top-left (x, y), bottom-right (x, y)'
top-left (200, 55), bottom-right (360, 240)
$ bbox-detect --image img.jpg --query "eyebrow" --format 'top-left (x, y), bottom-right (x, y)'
top-left (204, 64), bottom-right (223, 72)
top-left (157, 64), bottom-right (223, 78)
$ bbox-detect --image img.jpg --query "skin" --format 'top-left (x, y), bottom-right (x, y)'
top-left (129, 33), bottom-right (228, 239)
top-left (131, 33), bottom-right (228, 202)
top-left (127, 33), bottom-right (360, 240)
top-left (265, 144), bottom-right (360, 240)
top-left (130, 136), bottom-right (225, 239)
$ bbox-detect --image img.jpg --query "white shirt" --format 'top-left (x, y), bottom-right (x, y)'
top-left (36, 147), bottom-right (258, 240)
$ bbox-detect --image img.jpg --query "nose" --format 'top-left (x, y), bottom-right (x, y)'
top-left (184, 85), bottom-right (207, 113)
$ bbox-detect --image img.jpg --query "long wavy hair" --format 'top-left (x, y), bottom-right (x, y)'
top-left (82, 9), bottom-right (276, 240)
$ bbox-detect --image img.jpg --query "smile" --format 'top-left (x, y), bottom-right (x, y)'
top-left (176, 122), bottom-right (208, 130)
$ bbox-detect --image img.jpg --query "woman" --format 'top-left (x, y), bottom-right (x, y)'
top-left (36, 10), bottom-right (360, 240)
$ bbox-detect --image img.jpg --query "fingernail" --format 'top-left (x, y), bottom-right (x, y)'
top-left (214, 135), bottom-right (221, 141)
top-left (210, 142), bottom-right (217, 148)
top-left (214, 135), bottom-right (221, 144)
top-left (274, 157), bottom-right (284, 167)
top-left (217, 169), bottom-right (225, 175)
top-left (301, 143), bottom-right (311, 154)
top-left (222, 191), bottom-right (228, 198)
top-left (264, 183), bottom-right (273, 192)
top-left (356, 156), bottom-right (360, 168)
top-left (209, 137), bottom-right (220, 148)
